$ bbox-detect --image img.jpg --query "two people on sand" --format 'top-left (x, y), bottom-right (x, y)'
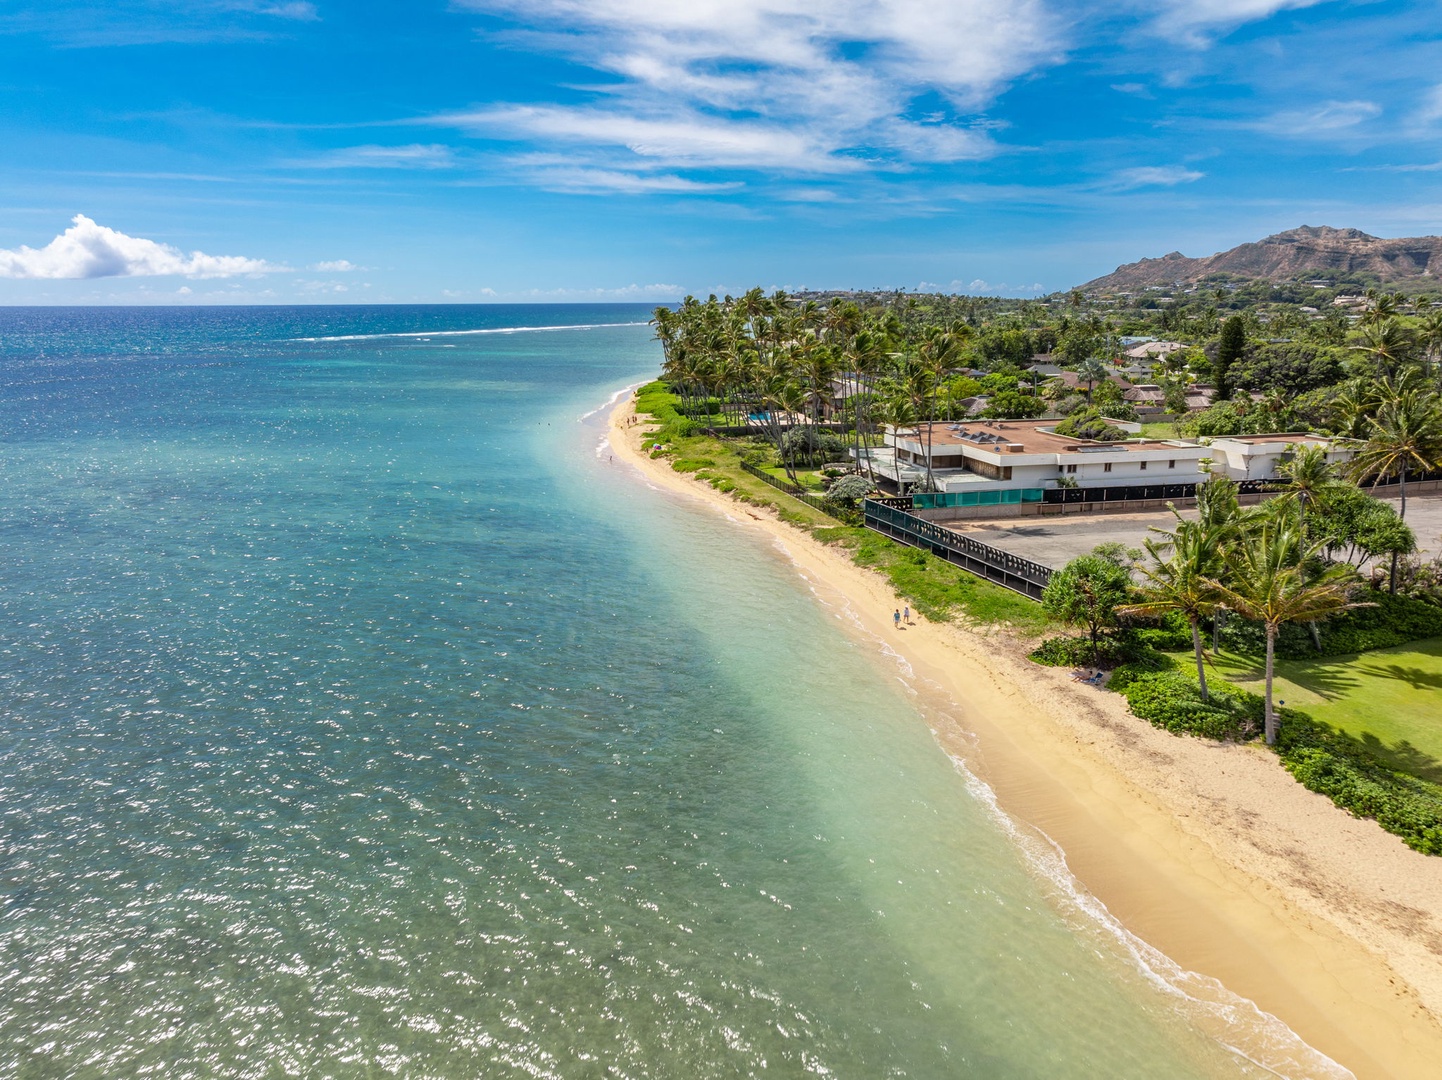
top-left (892, 605), bottom-right (911, 629)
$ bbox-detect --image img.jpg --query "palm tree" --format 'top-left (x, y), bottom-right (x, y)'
top-left (1277, 444), bottom-right (1334, 511)
top-left (1120, 521), bottom-right (1223, 702)
top-left (1077, 356), bottom-right (1109, 403)
top-left (1349, 387), bottom-right (1442, 520)
top-left (1418, 310), bottom-right (1442, 377)
top-left (1348, 318), bottom-right (1415, 379)
top-left (1207, 500), bottom-right (1366, 745)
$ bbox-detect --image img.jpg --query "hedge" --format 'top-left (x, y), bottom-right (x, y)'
top-left (1029, 634), bottom-right (1173, 670)
top-left (1118, 670), bottom-right (1262, 742)
top-left (1275, 715), bottom-right (1442, 855)
top-left (1103, 668), bottom-right (1442, 854)
top-left (1220, 590), bottom-right (1442, 659)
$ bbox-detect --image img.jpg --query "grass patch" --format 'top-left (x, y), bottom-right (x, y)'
top-left (1139, 421), bottom-right (1181, 439)
top-left (1200, 639), bottom-right (1442, 784)
top-left (824, 526), bottom-right (1054, 632)
top-left (631, 383), bottom-right (1055, 634)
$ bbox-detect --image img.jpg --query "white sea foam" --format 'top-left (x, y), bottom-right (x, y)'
top-left (943, 745), bottom-right (1353, 1080)
top-left (789, 565), bottom-right (1350, 1080)
top-left (579, 384), bottom-right (636, 423)
top-left (293, 321), bottom-right (649, 343)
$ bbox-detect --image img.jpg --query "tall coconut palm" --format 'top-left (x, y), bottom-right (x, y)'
top-left (1120, 521), bottom-right (1224, 702)
top-left (1349, 387), bottom-right (1442, 520)
top-left (1207, 500), bottom-right (1365, 745)
top-left (1277, 444), bottom-right (1335, 511)
top-left (1417, 310), bottom-right (1442, 376)
top-left (914, 328), bottom-right (961, 490)
top-left (1349, 318), bottom-right (1415, 379)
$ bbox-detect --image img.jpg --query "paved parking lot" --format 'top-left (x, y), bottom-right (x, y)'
top-left (944, 494), bottom-right (1442, 571)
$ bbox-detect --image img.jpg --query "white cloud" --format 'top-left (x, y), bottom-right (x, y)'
top-left (446, 1), bottom-right (1061, 177)
top-left (1111, 165), bottom-right (1205, 188)
top-left (517, 167), bottom-right (744, 195)
top-left (1417, 84), bottom-right (1442, 126)
top-left (247, 1), bottom-right (320, 19)
top-left (1149, 0), bottom-right (1330, 44)
top-left (506, 283), bottom-right (684, 300)
top-left (310, 259), bottom-right (361, 271)
top-left (286, 144), bottom-right (454, 169)
top-left (1254, 98), bottom-right (1381, 135)
top-left (0, 215), bottom-right (282, 280)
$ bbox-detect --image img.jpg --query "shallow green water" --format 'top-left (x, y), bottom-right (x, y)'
top-left (0, 306), bottom-right (1344, 1077)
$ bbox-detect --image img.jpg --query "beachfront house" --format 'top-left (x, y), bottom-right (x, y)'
top-left (860, 423), bottom-right (1358, 497)
top-left (864, 421), bottom-right (1214, 495)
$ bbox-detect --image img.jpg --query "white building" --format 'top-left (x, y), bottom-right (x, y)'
top-left (1208, 433), bottom-right (1359, 482)
top-left (870, 421), bottom-right (1212, 494)
top-left (864, 423), bottom-right (1359, 495)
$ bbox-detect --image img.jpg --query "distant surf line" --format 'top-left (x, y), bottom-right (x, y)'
top-left (292, 321), bottom-right (651, 343)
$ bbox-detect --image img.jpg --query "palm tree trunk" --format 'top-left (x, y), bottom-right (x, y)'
top-left (1264, 625), bottom-right (1278, 746)
top-left (1191, 617), bottom-right (1209, 703)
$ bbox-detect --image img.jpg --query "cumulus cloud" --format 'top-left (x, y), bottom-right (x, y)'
top-left (445, 0), bottom-right (1062, 176)
top-left (310, 259), bottom-right (361, 271)
top-left (0, 215), bottom-right (282, 280)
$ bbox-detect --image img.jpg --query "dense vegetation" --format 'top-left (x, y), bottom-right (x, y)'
top-left (644, 283), bottom-right (1442, 853)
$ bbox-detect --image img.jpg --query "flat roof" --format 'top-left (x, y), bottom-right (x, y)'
top-left (1213, 432), bottom-right (1333, 445)
top-left (907, 421), bottom-right (1201, 457)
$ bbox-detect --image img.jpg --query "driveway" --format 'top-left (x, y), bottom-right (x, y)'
top-left (944, 494), bottom-right (1442, 570)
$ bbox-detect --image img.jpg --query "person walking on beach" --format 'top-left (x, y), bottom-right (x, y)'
top-left (893, 609), bottom-right (901, 630)
top-left (903, 604), bottom-right (911, 625)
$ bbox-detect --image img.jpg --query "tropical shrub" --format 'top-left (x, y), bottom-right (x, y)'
top-left (1276, 715), bottom-right (1442, 855)
top-left (1053, 407), bottom-right (1129, 441)
top-left (1119, 671), bottom-right (1262, 741)
top-left (1220, 590), bottom-right (1442, 658)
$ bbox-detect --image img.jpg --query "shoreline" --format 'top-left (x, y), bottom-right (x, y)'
top-left (606, 393), bottom-right (1442, 1079)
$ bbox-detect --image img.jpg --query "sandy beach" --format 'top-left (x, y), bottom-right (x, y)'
top-left (609, 395), bottom-right (1442, 1080)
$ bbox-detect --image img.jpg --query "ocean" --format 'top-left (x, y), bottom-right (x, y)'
top-left (0, 305), bottom-right (1340, 1078)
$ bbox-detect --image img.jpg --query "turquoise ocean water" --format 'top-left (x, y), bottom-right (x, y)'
top-left (0, 306), bottom-right (1344, 1078)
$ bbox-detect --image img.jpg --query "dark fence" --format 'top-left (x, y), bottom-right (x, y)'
top-left (701, 422), bottom-right (849, 438)
top-left (863, 500), bottom-right (1052, 600)
top-left (739, 461), bottom-right (859, 524)
top-left (869, 495), bottom-right (913, 510)
top-left (1042, 478), bottom-right (1278, 504)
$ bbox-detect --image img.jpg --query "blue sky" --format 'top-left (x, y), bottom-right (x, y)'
top-left (1, 0), bottom-right (1440, 303)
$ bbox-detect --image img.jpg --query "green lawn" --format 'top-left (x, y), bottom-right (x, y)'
top-left (1139, 421), bottom-right (1181, 439)
top-left (1203, 639), bottom-right (1442, 783)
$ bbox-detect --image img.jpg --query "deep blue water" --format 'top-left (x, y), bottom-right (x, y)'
top-left (0, 306), bottom-right (1335, 1078)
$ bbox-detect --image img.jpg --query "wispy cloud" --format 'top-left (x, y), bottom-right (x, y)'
top-left (517, 168), bottom-right (744, 195)
top-left (1253, 98), bottom-right (1381, 136)
top-left (444, 0), bottom-right (1062, 181)
top-left (243, 1), bottom-right (319, 20)
top-left (1109, 165), bottom-right (1205, 189)
top-left (1149, 0), bottom-right (1332, 45)
top-left (0, 215), bottom-right (283, 279)
top-left (1, 0), bottom-right (321, 47)
top-left (1416, 83), bottom-right (1442, 126)
top-left (310, 259), bottom-right (362, 271)
top-left (284, 143), bottom-right (454, 169)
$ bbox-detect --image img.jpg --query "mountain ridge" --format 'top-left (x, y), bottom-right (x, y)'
top-left (1079, 225), bottom-right (1442, 291)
